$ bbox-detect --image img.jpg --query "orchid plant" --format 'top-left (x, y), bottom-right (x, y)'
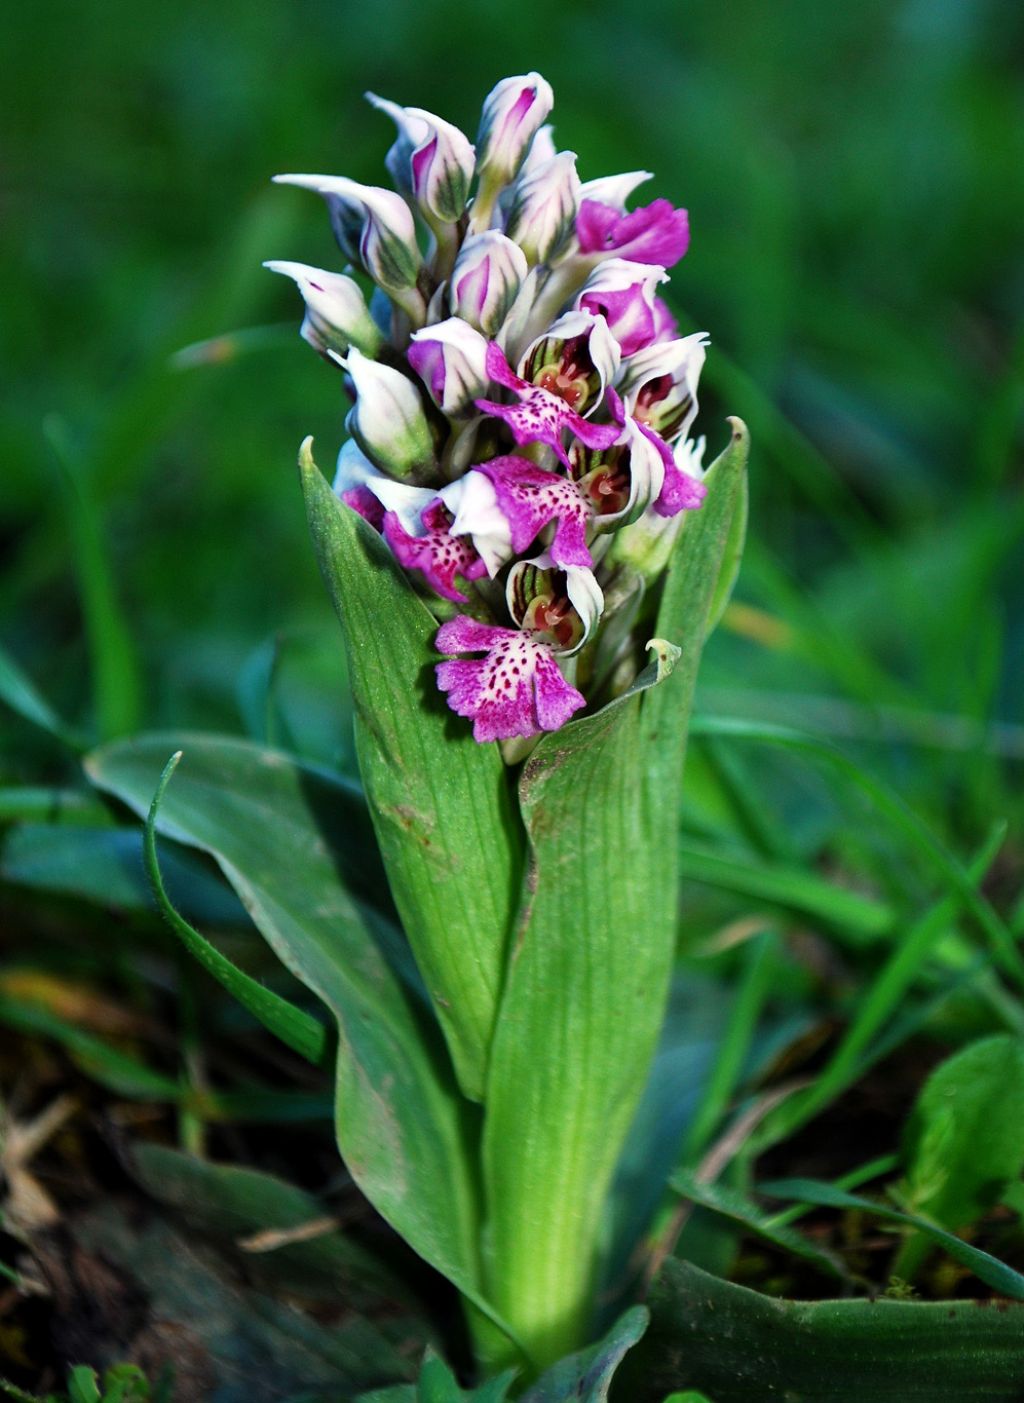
top-left (92, 72), bottom-right (748, 1389)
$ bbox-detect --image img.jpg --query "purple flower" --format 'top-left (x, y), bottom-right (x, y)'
top-left (576, 259), bottom-right (667, 357)
top-left (341, 484), bottom-right (386, 530)
top-left (470, 455), bottom-right (593, 569)
top-left (576, 197), bottom-right (690, 269)
top-left (435, 615), bottom-right (585, 743)
top-left (383, 499), bottom-right (488, 603)
top-left (475, 341), bottom-right (619, 469)
top-left (618, 332), bottom-right (708, 443)
top-left (652, 297), bottom-right (679, 343)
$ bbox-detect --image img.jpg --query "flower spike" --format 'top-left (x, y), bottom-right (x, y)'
top-left (274, 71), bottom-right (727, 745)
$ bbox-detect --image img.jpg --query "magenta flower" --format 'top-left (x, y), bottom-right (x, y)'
top-left (576, 197), bottom-right (690, 269)
top-left (476, 342), bottom-right (619, 469)
top-left (382, 499), bottom-right (488, 603)
top-left (471, 455), bottom-right (593, 569)
top-left (341, 484), bottom-right (386, 529)
top-left (435, 615), bottom-right (585, 743)
top-left (652, 297), bottom-right (679, 343)
top-left (577, 259), bottom-right (667, 357)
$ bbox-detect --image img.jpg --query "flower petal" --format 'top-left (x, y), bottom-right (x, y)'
top-left (435, 618), bottom-right (585, 742)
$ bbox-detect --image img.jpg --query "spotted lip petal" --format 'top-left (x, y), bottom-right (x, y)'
top-left (383, 500), bottom-right (487, 602)
top-left (435, 615), bottom-right (586, 743)
top-left (473, 455), bottom-right (593, 568)
top-left (576, 196), bottom-right (690, 268)
top-left (476, 342), bottom-right (619, 469)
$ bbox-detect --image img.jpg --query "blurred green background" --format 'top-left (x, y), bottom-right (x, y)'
top-left (3, 0), bottom-right (1022, 842)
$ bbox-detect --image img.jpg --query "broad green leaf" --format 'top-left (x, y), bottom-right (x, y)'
top-left (629, 1258), bottom-right (1024, 1403)
top-left (759, 1179), bottom-right (1024, 1299)
top-left (85, 732), bottom-right (510, 1339)
top-left (67, 1370), bottom-right (104, 1403)
top-left (143, 754), bottom-right (332, 1067)
top-left (902, 1034), bottom-right (1024, 1229)
top-left (668, 1171), bottom-right (847, 1281)
top-left (705, 463), bottom-right (748, 636)
top-left (662, 1395), bottom-right (716, 1402)
top-left (643, 421), bottom-right (750, 825)
top-left (72, 1198), bottom-right (415, 1400)
top-left (1, 821), bottom-right (247, 926)
top-left (521, 1305), bottom-right (648, 1402)
top-left (301, 440), bottom-right (522, 1103)
top-left (481, 425), bottom-right (749, 1369)
top-left (132, 1144), bottom-right (411, 1311)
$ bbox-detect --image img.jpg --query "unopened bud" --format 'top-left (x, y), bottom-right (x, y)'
top-left (408, 318), bottom-right (490, 416)
top-left (367, 93), bottom-right (475, 224)
top-left (475, 73), bottom-right (554, 187)
top-left (504, 152), bottom-right (579, 266)
top-left (264, 260), bottom-right (383, 358)
top-left (342, 348), bottom-right (434, 477)
top-left (450, 231), bottom-right (528, 335)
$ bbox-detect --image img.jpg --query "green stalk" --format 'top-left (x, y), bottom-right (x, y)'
top-left (477, 425), bottom-right (750, 1370)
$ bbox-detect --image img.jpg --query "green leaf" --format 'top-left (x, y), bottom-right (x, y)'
top-left (630, 1258), bottom-right (1024, 1403)
top-left (521, 1306), bottom-right (648, 1402)
top-left (132, 1143), bottom-right (411, 1311)
top-left (0, 992), bottom-right (180, 1100)
top-left (0, 641), bottom-right (85, 750)
top-left (84, 731), bottom-right (511, 1341)
top-left (300, 439), bottom-right (522, 1103)
top-left (480, 425), bottom-right (749, 1370)
top-left (676, 843), bottom-right (893, 944)
top-left (758, 1179), bottom-right (1024, 1299)
top-left (903, 1034), bottom-right (1024, 1229)
top-left (1, 821), bottom-right (247, 927)
top-left (66, 1370), bottom-right (102, 1403)
top-left (668, 1171), bottom-right (847, 1282)
top-left (45, 416), bottom-right (143, 740)
top-left (142, 753), bottom-right (332, 1067)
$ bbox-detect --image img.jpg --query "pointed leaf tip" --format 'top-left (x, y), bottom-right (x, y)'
top-left (298, 435), bottom-right (319, 480)
top-left (645, 637), bottom-right (681, 682)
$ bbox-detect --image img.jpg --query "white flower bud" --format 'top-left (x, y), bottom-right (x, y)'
top-left (367, 93), bottom-right (476, 224)
top-left (273, 174), bottom-right (422, 293)
top-left (408, 318), bottom-right (490, 416)
top-left (264, 260), bottom-right (382, 358)
top-left (341, 348), bottom-right (434, 477)
top-left (450, 231), bottom-right (528, 335)
top-left (504, 152), bottom-right (580, 265)
top-left (475, 73), bottom-right (554, 187)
